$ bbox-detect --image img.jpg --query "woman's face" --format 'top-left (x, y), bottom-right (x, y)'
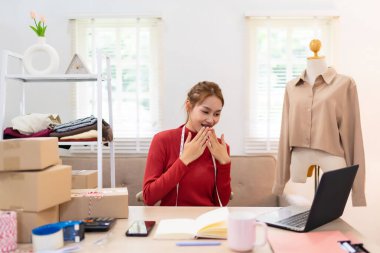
top-left (186, 95), bottom-right (223, 132)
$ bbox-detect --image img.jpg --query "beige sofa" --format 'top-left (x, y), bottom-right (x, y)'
top-left (62, 155), bottom-right (287, 207)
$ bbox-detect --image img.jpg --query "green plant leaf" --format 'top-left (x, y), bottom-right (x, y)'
top-left (41, 26), bottom-right (47, 36)
top-left (29, 26), bottom-right (38, 34)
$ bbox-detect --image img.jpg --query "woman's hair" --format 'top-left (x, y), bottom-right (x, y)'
top-left (186, 81), bottom-right (224, 108)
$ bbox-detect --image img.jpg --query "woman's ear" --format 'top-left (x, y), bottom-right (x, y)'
top-left (185, 100), bottom-right (192, 112)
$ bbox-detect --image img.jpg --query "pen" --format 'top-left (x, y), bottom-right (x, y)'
top-left (93, 232), bottom-right (112, 246)
top-left (176, 241), bottom-right (222, 246)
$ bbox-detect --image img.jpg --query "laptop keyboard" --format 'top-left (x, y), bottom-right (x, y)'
top-left (278, 210), bottom-right (310, 228)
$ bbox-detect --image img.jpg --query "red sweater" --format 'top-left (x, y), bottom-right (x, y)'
top-left (143, 126), bottom-right (231, 206)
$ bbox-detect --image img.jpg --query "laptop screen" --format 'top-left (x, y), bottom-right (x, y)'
top-left (256, 165), bottom-right (358, 232)
top-left (304, 165), bottom-right (358, 231)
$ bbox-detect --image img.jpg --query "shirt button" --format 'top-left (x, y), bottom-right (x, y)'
top-left (307, 108), bottom-right (311, 112)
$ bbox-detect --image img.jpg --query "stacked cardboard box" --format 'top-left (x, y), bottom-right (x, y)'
top-left (71, 170), bottom-right (97, 189)
top-left (60, 188), bottom-right (129, 220)
top-left (0, 137), bottom-right (72, 243)
top-left (0, 137), bottom-right (60, 171)
top-left (16, 206), bottom-right (59, 243)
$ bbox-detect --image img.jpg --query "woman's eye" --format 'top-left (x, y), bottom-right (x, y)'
top-left (201, 111), bottom-right (209, 114)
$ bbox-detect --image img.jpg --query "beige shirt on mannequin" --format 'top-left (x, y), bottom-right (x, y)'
top-left (273, 67), bottom-right (366, 206)
top-left (291, 58), bottom-right (347, 182)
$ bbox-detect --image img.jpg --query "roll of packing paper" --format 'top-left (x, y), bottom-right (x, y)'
top-left (0, 211), bottom-right (17, 253)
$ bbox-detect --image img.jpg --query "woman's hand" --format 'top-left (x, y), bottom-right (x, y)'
top-left (180, 127), bottom-right (209, 166)
top-left (207, 129), bottom-right (230, 164)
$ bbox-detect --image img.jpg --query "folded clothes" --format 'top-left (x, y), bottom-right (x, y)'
top-left (53, 116), bottom-right (97, 133)
top-left (50, 117), bottom-right (113, 142)
top-left (3, 127), bottom-right (53, 139)
top-left (59, 137), bottom-right (97, 142)
top-left (60, 130), bottom-right (98, 140)
top-left (11, 113), bottom-right (61, 135)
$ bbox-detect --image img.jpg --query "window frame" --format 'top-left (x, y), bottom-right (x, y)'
top-left (68, 17), bottom-right (163, 154)
top-left (245, 16), bottom-right (337, 154)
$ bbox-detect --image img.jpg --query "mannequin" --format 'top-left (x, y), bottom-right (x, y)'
top-left (273, 39), bottom-right (366, 206)
top-left (290, 39), bottom-right (347, 183)
top-left (304, 40), bottom-right (327, 85)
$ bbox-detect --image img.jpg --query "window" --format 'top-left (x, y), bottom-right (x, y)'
top-left (70, 18), bottom-right (162, 153)
top-left (246, 17), bottom-right (335, 153)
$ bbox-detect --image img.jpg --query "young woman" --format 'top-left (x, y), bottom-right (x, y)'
top-left (143, 81), bottom-right (231, 206)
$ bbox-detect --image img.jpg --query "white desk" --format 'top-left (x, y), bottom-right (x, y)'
top-left (18, 206), bottom-right (379, 252)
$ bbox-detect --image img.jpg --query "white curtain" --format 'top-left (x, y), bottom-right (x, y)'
top-left (245, 17), bottom-right (336, 153)
top-left (69, 17), bottom-right (162, 153)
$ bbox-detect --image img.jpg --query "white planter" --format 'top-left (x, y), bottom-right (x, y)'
top-left (23, 37), bottom-right (59, 75)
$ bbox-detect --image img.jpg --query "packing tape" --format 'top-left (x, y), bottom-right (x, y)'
top-left (1, 141), bottom-right (21, 170)
top-left (0, 211), bottom-right (17, 253)
top-left (2, 157), bottom-right (21, 171)
top-left (32, 220), bottom-right (85, 251)
top-left (59, 221), bottom-right (85, 242)
top-left (32, 224), bottom-right (64, 252)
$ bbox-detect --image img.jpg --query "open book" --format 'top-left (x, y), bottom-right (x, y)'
top-left (154, 207), bottom-right (229, 240)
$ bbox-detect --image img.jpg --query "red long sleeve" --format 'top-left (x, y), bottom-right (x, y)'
top-left (143, 126), bottom-right (231, 206)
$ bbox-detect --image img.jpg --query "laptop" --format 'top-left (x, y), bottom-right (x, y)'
top-left (256, 165), bottom-right (358, 232)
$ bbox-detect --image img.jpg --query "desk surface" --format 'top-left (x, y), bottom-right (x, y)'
top-left (19, 206), bottom-right (379, 252)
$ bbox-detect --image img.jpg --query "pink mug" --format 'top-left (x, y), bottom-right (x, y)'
top-left (227, 211), bottom-right (267, 252)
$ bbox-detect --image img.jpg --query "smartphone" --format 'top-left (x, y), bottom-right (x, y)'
top-left (125, 220), bottom-right (156, 237)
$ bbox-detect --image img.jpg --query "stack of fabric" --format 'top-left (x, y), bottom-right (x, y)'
top-left (3, 114), bottom-right (113, 142)
top-left (50, 115), bottom-right (113, 142)
top-left (3, 113), bottom-right (60, 139)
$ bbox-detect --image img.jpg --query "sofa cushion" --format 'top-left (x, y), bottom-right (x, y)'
top-left (229, 155), bottom-right (278, 207)
top-left (62, 154), bottom-right (278, 207)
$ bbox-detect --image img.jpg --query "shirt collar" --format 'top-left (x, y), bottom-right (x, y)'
top-left (294, 67), bottom-right (337, 86)
top-left (179, 124), bottom-right (197, 135)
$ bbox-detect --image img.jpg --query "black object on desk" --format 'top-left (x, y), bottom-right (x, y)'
top-left (83, 217), bottom-right (116, 232)
top-left (126, 220), bottom-right (156, 237)
top-left (339, 240), bottom-right (370, 253)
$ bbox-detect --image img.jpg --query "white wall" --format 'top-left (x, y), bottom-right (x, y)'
top-left (326, 0), bottom-right (380, 244)
top-left (1, 0), bottom-right (379, 244)
top-left (0, 0), bottom-right (335, 155)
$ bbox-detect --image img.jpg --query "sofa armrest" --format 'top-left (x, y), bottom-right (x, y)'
top-left (136, 191), bottom-right (144, 202)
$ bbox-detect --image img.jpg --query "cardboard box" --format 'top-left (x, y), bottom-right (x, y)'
top-left (60, 188), bottom-right (128, 220)
top-left (0, 137), bottom-right (59, 171)
top-left (72, 170), bottom-right (98, 189)
top-left (17, 205), bottom-right (59, 243)
top-left (0, 164), bottom-right (72, 212)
